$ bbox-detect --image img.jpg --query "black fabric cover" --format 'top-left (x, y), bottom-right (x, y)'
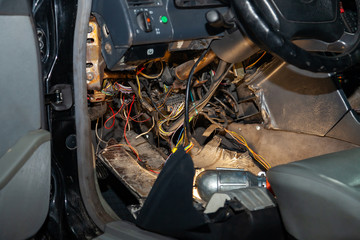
top-left (136, 147), bottom-right (284, 239)
top-left (135, 147), bottom-right (208, 239)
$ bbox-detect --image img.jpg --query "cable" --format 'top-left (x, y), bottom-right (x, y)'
top-left (136, 74), bottom-right (143, 99)
top-left (142, 80), bottom-right (167, 118)
top-left (202, 84), bottom-right (236, 116)
top-left (158, 102), bottom-right (185, 138)
top-left (225, 130), bottom-right (271, 170)
top-left (165, 61), bottom-right (231, 135)
top-left (198, 112), bottom-right (271, 170)
top-left (136, 117), bottom-right (155, 139)
top-left (104, 96), bottom-right (125, 129)
top-left (245, 51), bottom-right (266, 70)
top-left (124, 96), bottom-right (136, 152)
top-left (185, 143), bottom-right (194, 153)
top-left (123, 95), bottom-right (159, 174)
top-left (172, 129), bottom-right (184, 153)
top-left (101, 80), bottom-right (133, 96)
top-left (104, 103), bottom-right (116, 129)
top-left (96, 117), bottom-right (106, 155)
top-left (100, 143), bottom-right (140, 160)
top-left (184, 48), bottom-right (210, 145)
top-left (96, 118), bottom-right (107, 144)
top-left (157, 87), bottom-right (173, 109)
top-left (176, 128), bottom-right (184, 145)
top-left (138, 61), bottom-right (164, 79)
top-left (130, 114), bottom-right (151, 123)
top-left (115, 82), bottom-right (133, 94)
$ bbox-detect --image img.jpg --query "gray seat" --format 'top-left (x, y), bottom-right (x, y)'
top-left (267, 148), bottom-right (360, 240)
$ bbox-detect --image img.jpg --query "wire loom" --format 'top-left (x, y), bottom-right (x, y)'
top-left (92, 52), bottom-right (271, 175)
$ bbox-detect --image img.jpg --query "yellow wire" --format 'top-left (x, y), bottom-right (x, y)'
top-left (225, 129), bottom-right (271, 170)
top-left (158, 103), bottom-right (186, 137)
top-left (171, 132), bottom-right (195, 153)
top-left (245, 51), bottom-right (266, 70)
top-left (136, 74), bottom-right (142, 99)
top-left (185, 144), bottom-right (194, 153)
top-left (157, 88), bottom-right (173, 109)
top-left (138, 61), bottom-right (164, 79)
top-left (135, 60), bottom-right (163, 106)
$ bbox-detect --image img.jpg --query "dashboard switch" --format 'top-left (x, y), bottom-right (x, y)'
top-left (137, 11), bottom-right (153, 32)
top-left (160, 16), bottom-right (168, 24)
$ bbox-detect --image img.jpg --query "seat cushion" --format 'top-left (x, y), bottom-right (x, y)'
top-left (267, 148), bottom-right (360, 240)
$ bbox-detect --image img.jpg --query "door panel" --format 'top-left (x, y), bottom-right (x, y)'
top-left (0, 14), bottom-right (42, 157)
top-left (0, 1), bottom-right (51, 239)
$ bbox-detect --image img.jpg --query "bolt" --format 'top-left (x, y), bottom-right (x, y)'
top-left (86, 72), bottom-right (94, 80)
top-left (256, 126), bottom-right (261, 131)
top-left (88, 25), bottom-right (93, 33)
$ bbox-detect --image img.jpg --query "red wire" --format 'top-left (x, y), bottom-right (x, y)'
top-left (136, 66), bottom-right (145, 75)
top-left (124, 95), bottom-right (141, 161)
top-left (104, 97), bottom-right (125, 129)
top-left (124, 95), bottom-right (136, 154)
top-left (185, 145), bottom-right (194, 153)
top-left (124, 95), bottom-right (159, 174)
top-left (104, 103), bottom-right (116, 129)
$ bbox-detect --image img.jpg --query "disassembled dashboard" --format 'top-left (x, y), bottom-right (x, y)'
top-left (88, 0), bottom-right (271, 206)
top-left (88, 0), bottom-right (360, 223)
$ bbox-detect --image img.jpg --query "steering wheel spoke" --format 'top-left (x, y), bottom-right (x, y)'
top-left (293, 32), bottom-right (358, 53)
top-left (232, 0), bottom-right (360, 72)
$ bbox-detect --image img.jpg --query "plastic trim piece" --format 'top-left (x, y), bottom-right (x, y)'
top-left (0, 129), bottom-right (50, 189)
top-left (73, 0), bottom-right (116, 230)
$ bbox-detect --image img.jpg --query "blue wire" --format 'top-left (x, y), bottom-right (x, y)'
top-left (176, 128), bottom-right (184, 145)
top-left (190, 91), bottom-right (199, 114)
top-left (190, 91), bottom-right (194, 102)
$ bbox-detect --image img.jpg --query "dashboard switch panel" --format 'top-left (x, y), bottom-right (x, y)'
top-left (92, 0), bottom-right (228, 70)
top-left (137, 11), bottom-right (153, 32)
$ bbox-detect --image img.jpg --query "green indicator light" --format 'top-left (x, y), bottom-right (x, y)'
top-left (160, 16), bottom-right (168, 24)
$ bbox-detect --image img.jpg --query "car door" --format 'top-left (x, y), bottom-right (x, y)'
top-left (0, 0), bottom-right (51, 239)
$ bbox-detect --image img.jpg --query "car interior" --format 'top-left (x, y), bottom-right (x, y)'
top-left (84, 0), bottom-right (360, 239)
top-left (0, 0), bottom-right (360, 239)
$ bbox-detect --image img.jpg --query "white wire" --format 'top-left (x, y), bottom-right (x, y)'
top-left (95, 117), bottom-right (107, 154)
top-left (136, 117), bottom-right (155, 139)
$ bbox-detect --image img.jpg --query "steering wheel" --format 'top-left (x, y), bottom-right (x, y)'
top-left (232, 0), bottom-right (360, 72)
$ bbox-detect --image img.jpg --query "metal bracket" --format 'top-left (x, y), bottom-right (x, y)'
top-left (45, 84), bottom-right (73, 111)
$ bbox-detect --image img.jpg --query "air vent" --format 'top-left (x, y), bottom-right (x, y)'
top-left (127, 0), bottom-right (162, 7)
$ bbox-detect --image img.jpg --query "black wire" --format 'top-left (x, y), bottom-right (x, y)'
top-left (184, 48), bottom-right (210, 144)
top-left (142, 79), bottom-right (167, 118)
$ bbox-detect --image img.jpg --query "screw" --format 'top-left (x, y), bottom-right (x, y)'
top-left (105, 43), bottom-right (112, 54)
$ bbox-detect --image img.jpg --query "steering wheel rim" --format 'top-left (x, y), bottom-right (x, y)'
top-left (232, 0), bottom-right (360, 73)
